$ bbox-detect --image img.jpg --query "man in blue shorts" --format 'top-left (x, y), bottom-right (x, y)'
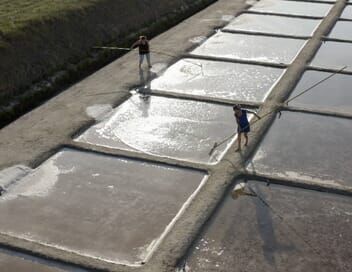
top-left (233, 104), bottom-right (261, 152)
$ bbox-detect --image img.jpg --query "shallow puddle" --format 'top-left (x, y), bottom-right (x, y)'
top-left (328, 21), bottom-right (352, 41)
top-left (76, 95), bottom-right (243, 164)
top-left (0, 149), bottom-right (206, 265)
top-left (0, 252), bottom-right (63, 272)
top-left (249, 0), bottom-right (332, 17)
top-left (289, 70), bottom-right (352, 113)
top-left (341, 6), bottom-right (352, 20)
top-left (247, 112), bottom-right (352, 187)
top-left (224, 14), bottom-right (321, 37)
top-left (191, 32), bottom-right (306, 64)
top-left (310, 41), bottom-right (352, 72)
top-left (183, 179), bottom-right (352, 272)
top-left (151, 59), bottom-right (284, 102)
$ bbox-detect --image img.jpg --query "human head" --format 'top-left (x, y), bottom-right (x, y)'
top-left (140, 35), bottom-right (147, 40)
top-left (233, 104), bottom-right (241, 112)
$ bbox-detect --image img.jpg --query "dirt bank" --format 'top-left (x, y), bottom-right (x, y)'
top-left (0, 0), bottom-right (215, 125)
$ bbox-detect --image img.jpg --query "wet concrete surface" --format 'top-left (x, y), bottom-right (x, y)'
top-left (310, 41), bottom-right (352, 71)
top-left (184, 180), bottom-right (352, 272)
top-left (151, 59), bottom-right (284, 102)
top-left (0, 251), bottom-right (63, 272)
top-left (76, 95), bottom-right (244, 164)
top-left (289, 70), bottom-right (352, 113)
top-left (224, 13), bottom-right (321, 37)
top-left (341, 5), bottom-right (352, 19)
top-left (191, 32), bottom-right (306, 64)
top-left (328, 21), bottom-right (352, 41)
top-left (249, 0), bottom-right (332, 17)
top-left (0, 149), bottom-right (206, 265)
top-left (247, 112), bottom-right (352, 188)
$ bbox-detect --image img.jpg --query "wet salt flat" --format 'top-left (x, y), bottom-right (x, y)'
top-left (310, 41), bottom-right (352, 72)
top-left (151, 59), bottom-right (284, 103)
top-left (224, 14), bottom-right (321, 37)
top-left (341, 5), bottom-right (352, 20)
top-left (0, 149), bottom-right (206, 265)
top-left (76, 95), bottom-right (242, 164)
top-left (191, 32), bottom-right (306, 64)
top-left (289, 70), bottom-right (352, 113)
top-left (184, 180), bottom-right (352, 272)
top-left (249, 0), bottom-right (332, 17)
top-left (247, 112), bottom-right (352, 187)
top-left (0, 252), bottom-right (63, 272)
top-left (328, 21), bottom-right (352, 41)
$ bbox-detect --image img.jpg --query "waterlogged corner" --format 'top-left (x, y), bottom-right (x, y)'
top-left (0, 148), bottom-right (207, 266)
top-left (76, 95), bottom-right (240, 164)
top-left (191, 32), bottom-right (307, 65)
top-left (247, 112), bottom-right (352, 188)
top-left (181, 179), bottom-right (352, 271)
top-left (151, 59), bottom-right (285, 103)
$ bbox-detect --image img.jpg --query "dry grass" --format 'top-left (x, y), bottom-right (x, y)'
top-left (0, 0), bottom-right (101, 35)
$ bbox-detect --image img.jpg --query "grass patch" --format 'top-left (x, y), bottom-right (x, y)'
top-left (0, 0), bottom-right (216, 128)
top-left (0, 0), bottom-right (103, 36)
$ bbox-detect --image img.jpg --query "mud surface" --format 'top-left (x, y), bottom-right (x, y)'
top-left (289, 70), bottom-right (352, 113)
top-left (310, 41), bottom-right (352, 71)
top-left (0, 251), bottom-right (63, 272)
top-left (341, 5), bottom-right (352, 19)
top-left (185, 180), bottom-right (352, 272)
top-left (247, 112), bottom-right (352, 188)
top-left (328, 21), bottom-right (352, 41)
top-left (0, 149), bottom-right (205, 265)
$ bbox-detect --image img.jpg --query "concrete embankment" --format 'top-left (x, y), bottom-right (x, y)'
top-left (0, 0), bottom-right (215, 127)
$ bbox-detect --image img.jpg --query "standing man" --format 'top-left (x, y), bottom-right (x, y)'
top-left (131, 36), bottom-right (152, 69)
top-left (233, 104), bottom-right (261, 151)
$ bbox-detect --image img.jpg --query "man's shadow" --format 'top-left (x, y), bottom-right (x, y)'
top-left (137, 68), bottom-right (154, 117)
top-left (249, 182), bottom-right (296, 270)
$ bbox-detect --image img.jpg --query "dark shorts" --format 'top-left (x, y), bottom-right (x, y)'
top-left (238, 125), bottom-right (250, 133)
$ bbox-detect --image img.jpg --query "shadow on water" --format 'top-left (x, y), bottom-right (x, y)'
top-left (138, 68), bottom-right (154, 117)
top-left (250, 182), bottom-right (296, 269)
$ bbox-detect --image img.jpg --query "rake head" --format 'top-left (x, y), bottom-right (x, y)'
top-left (208, 142), bottom-right (219, 156)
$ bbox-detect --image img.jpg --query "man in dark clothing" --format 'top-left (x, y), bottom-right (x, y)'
top-left (131, 36), bottom-right (152, 69)
top-left (233, 104), bottom-right (261, 151)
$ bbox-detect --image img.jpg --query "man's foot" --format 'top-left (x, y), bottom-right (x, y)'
top-left (148, 65), bottom-right (152, 68)
top-left (235, 147), bottom-right (241, 152)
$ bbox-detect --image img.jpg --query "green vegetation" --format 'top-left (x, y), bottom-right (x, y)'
top-left (0, 0), bottom-right (216, 128)
top-left (0, 0), bottom-right (100, 35)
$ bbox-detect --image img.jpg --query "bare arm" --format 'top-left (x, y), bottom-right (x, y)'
top-left (131, 41), bottom-right (140, 49)
top-left (247, 109), bottom-right (261, 119)
top-left (234, 113), bottom-right (240, 125)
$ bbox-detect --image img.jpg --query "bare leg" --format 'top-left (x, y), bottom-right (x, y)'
top-left (244, 133), bottom-right (248, 146)
top-left (139, 54), bottom-right (144, 68)
top-left (236, 133), bottom-right (242, 152)
top-left (146, 53), bottom-right (152, 68)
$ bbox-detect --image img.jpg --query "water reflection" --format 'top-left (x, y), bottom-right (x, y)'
top-left (224, 14), bottom-right (320, 37)
top-left (249, 0), bottom-right (332, 17)
top-left (151, 59), bottom-right (284, 102)
top-left (76, 96), bottom-right (236, 164)
top-left (191, 32), bottom-right (306, 64)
